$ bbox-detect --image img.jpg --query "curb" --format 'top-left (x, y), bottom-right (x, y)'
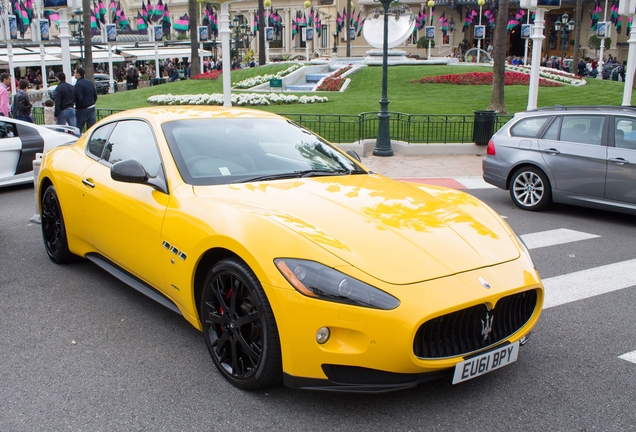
top-left (337, 139), bottom-right (488, 156)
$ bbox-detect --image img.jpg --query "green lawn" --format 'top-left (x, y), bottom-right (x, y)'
top-left (96, 63), bottom-right (635, 115)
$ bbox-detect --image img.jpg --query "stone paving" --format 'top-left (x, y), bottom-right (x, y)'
top-left (359, 153), bottom-right (485, 179)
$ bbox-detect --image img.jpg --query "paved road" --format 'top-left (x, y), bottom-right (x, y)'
top-left (1, 184), bottom-right (635, 431)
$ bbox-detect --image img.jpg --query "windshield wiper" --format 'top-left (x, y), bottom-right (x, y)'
top-left (296, 169), bottom-right (350, 177)
top-left (229, 169), bottom-right (359, 184)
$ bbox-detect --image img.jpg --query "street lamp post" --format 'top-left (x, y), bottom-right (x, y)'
top-left (554, 12), bottom-right (574, 64)
top-left (231, 16), bottom-right (240, 67)
top-left (332, 31), bottom-right (338, 53)
top-left (69, 9), bottom-right (84, 67)
top-left (372, 0), bottom-right (396, 157)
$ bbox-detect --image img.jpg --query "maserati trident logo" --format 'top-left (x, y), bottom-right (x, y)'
top-left (479, 277), bottom-right (491, 289)
top-left (481, 312), bottom-right (494, 341)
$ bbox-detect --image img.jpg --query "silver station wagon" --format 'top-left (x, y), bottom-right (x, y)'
top-left (482, 106), bottom-right (636, 215)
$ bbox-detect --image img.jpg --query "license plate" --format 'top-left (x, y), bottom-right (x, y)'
top-left (452, 342), bottom-right (519, 384)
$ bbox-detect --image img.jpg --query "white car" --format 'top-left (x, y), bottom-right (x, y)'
top-left (0, 117), bottom-right (78, 188)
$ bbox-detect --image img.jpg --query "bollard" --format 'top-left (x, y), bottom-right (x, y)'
top-left (30, 153), bottom-right (43, 224)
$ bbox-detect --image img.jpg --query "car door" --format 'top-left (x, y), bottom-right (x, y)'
top-left (538, 114), bottom-right (608, 198)
top-left (80, 120), bottom-right (168, 290)
top-left (605, 116), bottom-right (636, 205)
top-left (0, 121), bottom-right (21, 181)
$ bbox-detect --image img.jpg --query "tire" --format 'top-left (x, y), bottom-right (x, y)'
top-left (509, 166), bottom-right (552, 211)
top-left (200, 257), bottom-right (282, 390)
top-left (41, 185), bottom-right (76, 263)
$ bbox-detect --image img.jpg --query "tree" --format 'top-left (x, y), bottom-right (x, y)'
top-left (487, 0), bottom-right (510, 113)
top-left (190, 0), bottom-right (201, 77)
top-left (83, 0), bottom-right (94, 81)
top-left (572, 0), bottom-right (583, 74)
top-left (258, 0), bottom-right (266, 65)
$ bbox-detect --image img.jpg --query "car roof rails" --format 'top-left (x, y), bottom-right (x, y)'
top-left (529, 105), bottom-right (636, 113)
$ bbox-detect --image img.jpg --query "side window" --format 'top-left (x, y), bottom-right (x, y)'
top-left (0, 121), bottom-right (16, 139)
top-left (614, 117), bottom-right (636, 150)
top-left (102, 120), bottom-right (162, 177)
top-left (86, 123), bottom-right (116, 158)
top-left (542, 117), bottom-right (560, 140)
top-left (560, 116), bottom-right (604, 145)
top-left (509, 116), bottom-right (552, 138)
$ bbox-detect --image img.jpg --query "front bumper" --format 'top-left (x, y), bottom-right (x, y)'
top-left (266, 257), bottom-right (543, 391)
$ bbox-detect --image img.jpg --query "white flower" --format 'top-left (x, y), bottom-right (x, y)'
top-left (147, 92), bottom-right (328, 106)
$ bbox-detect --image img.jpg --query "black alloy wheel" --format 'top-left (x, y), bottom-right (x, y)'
top-left (509, 166), bottom-right (552, 211)
top-left (201, 257), bottom-right (282, 390)
top-left (41, 185), bottom-right (75, 263)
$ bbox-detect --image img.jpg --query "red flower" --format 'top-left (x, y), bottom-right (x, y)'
top-left (417, 72), bottom-right (561, 87)
top-left (192, 70), bottom-right (222, 80)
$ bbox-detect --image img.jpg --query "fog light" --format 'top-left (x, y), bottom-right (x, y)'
top-left (316, 327), bottom-right (330, 344)
top-left (520, 332), bottom-right (532, 346)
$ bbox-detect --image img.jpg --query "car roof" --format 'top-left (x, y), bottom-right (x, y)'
top-left (104, 106), bottom-right (285, 124)
top-left (520, 105), bottom-right (636, 115)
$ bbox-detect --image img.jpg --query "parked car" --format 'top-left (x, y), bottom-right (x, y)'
top-left (602, 63), bottom-right (623, 80)
top-left (483, 105), bottom-right (636, 214)
top-left (94, 73), bottom-right (115, 95)
top-left (37, 106), bottom-right (543, 392)
top-left (0, 117), bottom-right (78, 188)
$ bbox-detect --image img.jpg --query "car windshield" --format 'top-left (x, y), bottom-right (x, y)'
top-left (162, 118), bottom-right (366, 185)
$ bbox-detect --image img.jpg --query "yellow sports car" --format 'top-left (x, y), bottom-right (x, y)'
top-left (38, 106), bottom-right (543, 392)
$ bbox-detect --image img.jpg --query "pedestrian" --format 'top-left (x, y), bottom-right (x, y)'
top-left (74, 67), bottom-right (98, 132)
top-left (0, 73), bottom-right (11, 117)
top-left (11, 79), bottom-right (33, 123)
top-left (43, 99), bottom-right (55, 125)
top-left (54, 71), bottom-right (76, 128)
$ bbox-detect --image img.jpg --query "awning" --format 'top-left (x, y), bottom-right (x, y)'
top-left (120, 47), bottom-right (212, 61)
top-left (0, 54), bottom-right (65, 68)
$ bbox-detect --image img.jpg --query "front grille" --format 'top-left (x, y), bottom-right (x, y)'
top-left (413, 289), bottom-right (538, 359)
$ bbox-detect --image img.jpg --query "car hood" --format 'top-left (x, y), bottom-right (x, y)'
top-left (193, 175), bottom-right (519, 285)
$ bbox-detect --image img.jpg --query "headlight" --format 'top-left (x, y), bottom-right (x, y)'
top-left (274, 258), bottom-right (400, 310)
top-left (515, 234), bottom-right (536, 269)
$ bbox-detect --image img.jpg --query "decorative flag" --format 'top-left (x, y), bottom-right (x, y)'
top-left (507, 14), bottom-right (518, 31)
top-left (336, 11), bottom-right (342, 33)
top-left (516, 9), bottom-right (526, 24)
top-left (211, 7), bottom-right (218, 37)
top-left (137, 11), bottom-right (147, 32)
top-left (591, 0), bottom-right (601, 31)
top-left (610, 0), bottom-right (619, 25)
top-left (627, 16), bottom-right (632, 36)
top-left (253, 12), bottom-right (258, 33)
top-left (174, 13), bottom-right (189, 33)
top-left (90, 8), bottom-right (98, 36)
top-left (357, 18), bottom-right (365, 37)
top-left (308, 8), bottom-right (314, 27)
top-left (438, 11), bottom-right (447, 35)
top-left (617, 15), bottom-right (623, 34)
top-left (141, 1), bottom-right (150, 24)
top-left (44, 9), bottom-right (60, 28)
top-left (162, 3), bottom-right (171, 37)
top-left (316, 15), bottom-right (322, 37)
top-left (98, 0), bottom-right (107, 23)
top-left (484, 10), bottom-right (495, 28)
top-left (153, 0), bottom-right (165, 22)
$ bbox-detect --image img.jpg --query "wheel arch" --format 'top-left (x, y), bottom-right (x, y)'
top-left (506, 163), bottom-right (552, 191)
top-left (193, 247), bottom-right (241, 321)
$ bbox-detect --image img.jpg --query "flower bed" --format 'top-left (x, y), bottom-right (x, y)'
top-left (232, 64), bottom-right (303, 89)
top-left (415, 71), bottom-right (562, 87)
top-left (147, 92), bottom-right (328, 106)
top-left (191, 70), bottom-right (222, 80)
top-left (316, 65), bottom-right (353, 92)
top-left (505, 65), bottom-right (586, 86)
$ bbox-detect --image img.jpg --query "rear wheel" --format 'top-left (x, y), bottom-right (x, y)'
top-left (41, 185), bottom-right (75, 263)
top-left (509, 166), bottom-right (552, 211)
top-left (200, 257), bottom-right (282, 390)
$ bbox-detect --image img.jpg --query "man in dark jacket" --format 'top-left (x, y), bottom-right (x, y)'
top-left (54, 72), bottom-right (76, 127)
top-left (74, 67), bottom-right (98, 132)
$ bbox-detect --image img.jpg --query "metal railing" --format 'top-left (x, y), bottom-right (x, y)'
top-left (31, 107), bottom-right (513, 144)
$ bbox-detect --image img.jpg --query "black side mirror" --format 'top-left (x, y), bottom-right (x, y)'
top-left (346, 149), bottom-right (362, 162)
top-left (111, 159), bottom-right (148, 184)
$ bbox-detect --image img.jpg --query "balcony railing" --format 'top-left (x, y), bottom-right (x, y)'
top-left (31, 107), bottom-right (513, 145)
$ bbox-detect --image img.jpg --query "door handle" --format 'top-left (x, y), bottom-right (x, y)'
top-left (82, 178), bottom-right (95, 188)
top-left (608, 158), bottom-right (629, 165)
top-left (542, 148), bottom-right (561, 155)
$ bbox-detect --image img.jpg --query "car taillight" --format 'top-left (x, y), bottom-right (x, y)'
top-left (486, 140), bottom-right (496, 155)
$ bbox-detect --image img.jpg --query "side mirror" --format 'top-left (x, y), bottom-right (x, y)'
top-left (346, 149), bottom-right (362, 162)
top-left (111, 159), bottom-right (148, 184)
